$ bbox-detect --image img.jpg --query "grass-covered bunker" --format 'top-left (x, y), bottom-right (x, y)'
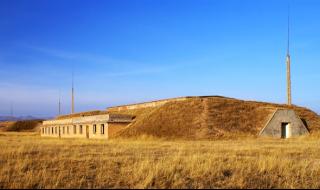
top-left (41, 96), bottom-right (320, 139)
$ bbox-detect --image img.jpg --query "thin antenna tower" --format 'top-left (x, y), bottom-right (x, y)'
top-left (71, 68), bottom-right (75, 114)
top-left (58, 90), bottom-right (61, 115)
top-left (286, 4), bottom-right (292, 106)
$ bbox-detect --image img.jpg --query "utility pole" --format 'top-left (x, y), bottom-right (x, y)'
top-left (59, 90), bottom-right (61, 115)
top-left (71, 68), bottom-right (75, 114)
top-left (286, 5), bottom-right (292, 106)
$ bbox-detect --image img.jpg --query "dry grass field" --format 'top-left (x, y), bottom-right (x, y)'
top-left (1, 132), bottom-right (320, 189)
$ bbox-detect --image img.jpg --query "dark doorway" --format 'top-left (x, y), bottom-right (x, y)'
top-left (281, 122), bottom-right (289, 138)
top-left (281, 123), bottom-right (289, 139)
top-left (86, 125), bottom-right (89, 139)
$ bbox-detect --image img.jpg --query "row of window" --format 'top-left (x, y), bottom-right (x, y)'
top-left (42, 124), bottom-right (105, 135)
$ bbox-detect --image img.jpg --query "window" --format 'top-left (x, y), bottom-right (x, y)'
top-left (67, 126), bottom-right (69, 134)
top-left (55, 127), bottom-right (57, 134)
top-left (42, 128), bottom-right (44, 134)
top-left (73, 125), bottom-right (77, 134)
top-left (101, 124), bottom-right (105, 135)
top-left (51, 127), bottom-right (54, 134)
top-left (93, 124), bottom-right (97, 134)
top-left (79, 125), bottom-right (83, 134)
top-left (63, 126), bottom-right (65, 134)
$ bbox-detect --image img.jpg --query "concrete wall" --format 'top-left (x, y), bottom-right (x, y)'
top-left (107, 96), bottom-right (234, 112)
top-left (82, 123), bottom-right (109, 139)
top-left (107, 97), bottom-right (189, 111)
top-left (260, 109), bottom-right (309, 138)
top-left (43, 114), bottom-right (132, 126)
top-left (41, 123), bottom-right (115, 139)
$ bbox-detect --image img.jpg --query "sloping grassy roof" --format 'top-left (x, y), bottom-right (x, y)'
top-left (110, 96), bottom-right (320, 139)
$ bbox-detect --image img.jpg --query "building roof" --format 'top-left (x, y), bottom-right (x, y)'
top-left (43, 113), bottom-right (133, 126)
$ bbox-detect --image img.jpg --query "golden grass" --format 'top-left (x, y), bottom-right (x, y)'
top-left (1, 132), bottom-right (320, 188)
top-left (114, 98), bottom-right (205, 139)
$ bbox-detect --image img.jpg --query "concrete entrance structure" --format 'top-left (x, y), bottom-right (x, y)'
top-left (41, 114), bottom-right (133, 139)
top-left (259, 109), bottom-right (309, 138)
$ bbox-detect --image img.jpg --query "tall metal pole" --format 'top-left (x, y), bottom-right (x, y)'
top-left (59, 90), bottom-right (61, 115)
top-left (286, 5), bottom-right (292, 106)
top-left (72, 68), bottom-right (75, 114)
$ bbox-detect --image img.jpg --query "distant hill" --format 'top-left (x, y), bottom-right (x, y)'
top-left (0, 115), bottom-right (51, 132)
top-left (0, 116), bottom-right (16, 121)
top-left (0, 115), bottom-right (51, 122)
top-left (108, 96), bottom-right (320, 139)
top-left (0, 119), bottom-right (44, 132)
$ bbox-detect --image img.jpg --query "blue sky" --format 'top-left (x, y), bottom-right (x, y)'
top-left (0, 0), bottom-right (319, 117)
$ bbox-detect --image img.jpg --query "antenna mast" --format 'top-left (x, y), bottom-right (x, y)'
top-left (71, 68), bottom-right (75, 114)
top-left (59, 90), bottom-right (61, 115)
top-left (286, 4), bottom-right (292, 106)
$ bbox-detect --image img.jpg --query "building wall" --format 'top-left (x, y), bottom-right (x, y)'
top-left (41, 123), bottom-right (113, 139)
top-left (41, 113), bottom-right (132, 139)
top-left (41, 124), bottom-right (96, 139)
top-left (85, 123), bottom-right (109, 139)
top-left (260, 109), bottom-right (309, 138)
